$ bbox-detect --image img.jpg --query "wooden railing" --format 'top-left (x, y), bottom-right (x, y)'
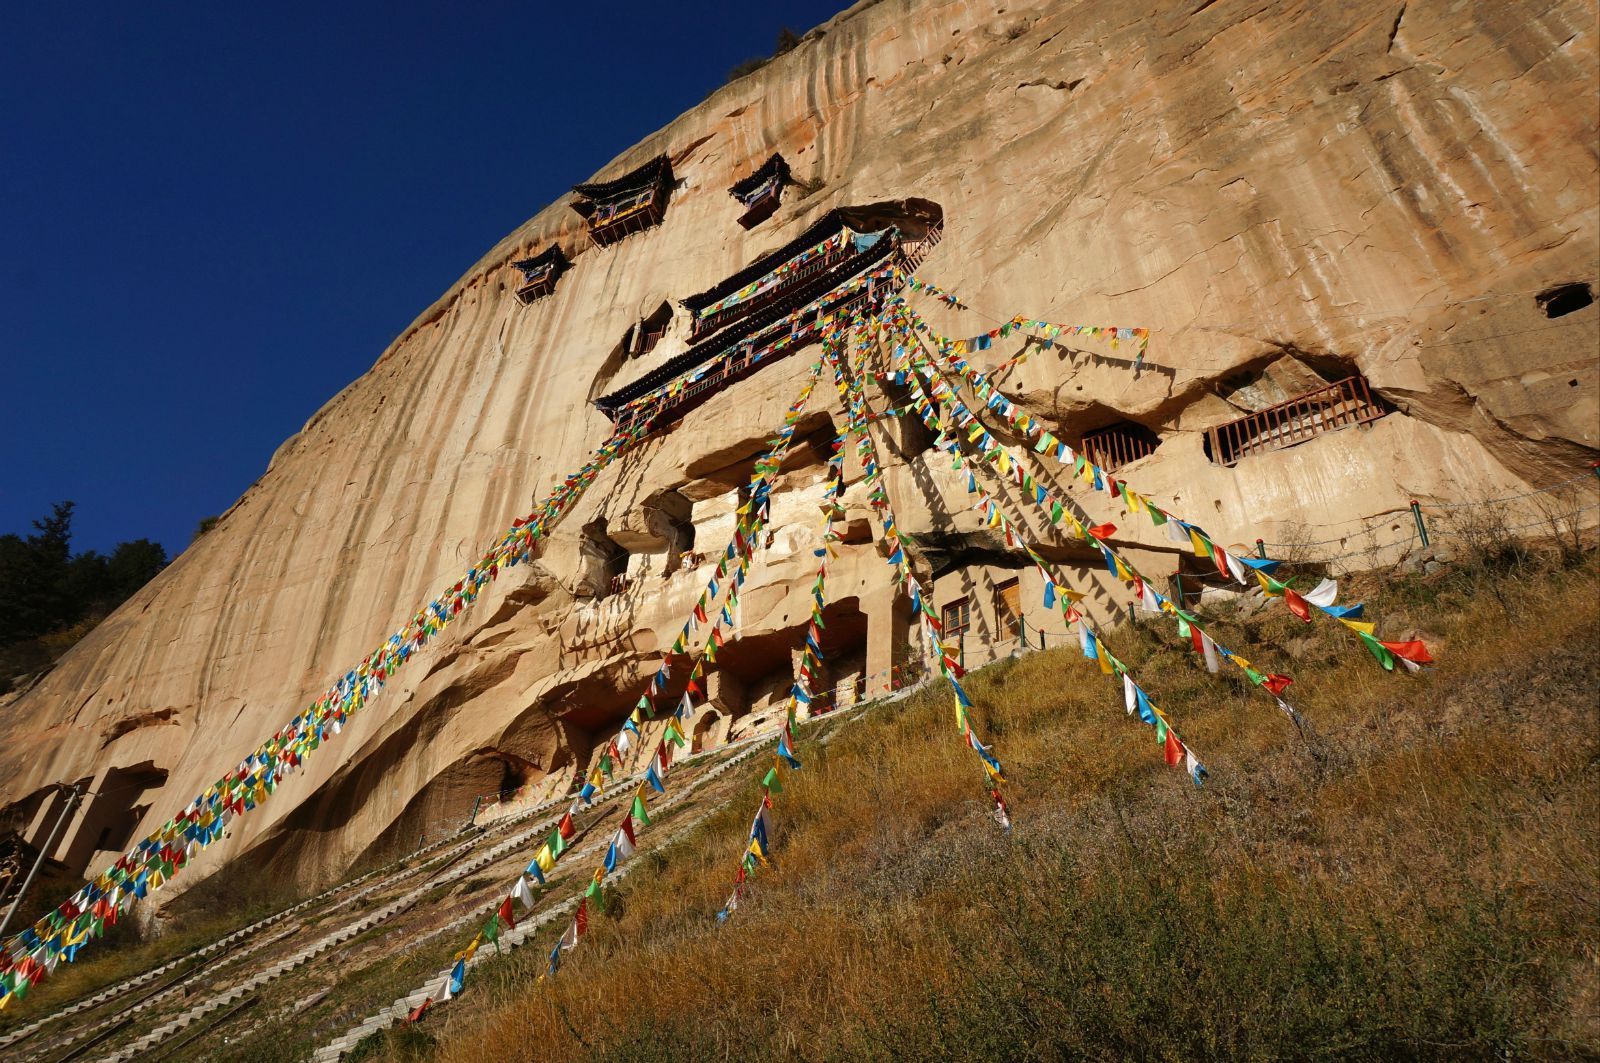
top-left (1081, 424), bottom-right (1159, 471)
top-left (586, 188), bottom-right (667, 246)
top-left (513, 273), bottom-right (556, 305)
top-left (612, 221), bottom-right (942, 437)
top-left (616, 282), bottom-right (887, 436)
top-left (691, 245), bottom-right (856, 340)
top-left (1206, 375), bottom-right (1388, 466)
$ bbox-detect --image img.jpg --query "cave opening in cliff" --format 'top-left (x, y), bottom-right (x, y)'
top-left (579, 520), bottom-right (632, 598)
top-left (1203, 373), bottom-right (1390, 466)
top-left (877, 374), bottom-right (938, 457)
top-left (659, 503), bottom-right (696, 572)
top-left (690, 709), bottom-right (723, 753)
top-left (61, 762), bottom-right (169, 871)
top-left (704, 597), bottom-right (868, 718)
top-left (1078, 420), bottom-right (1161, 471)
top-left (1536, 282), bottom-right (1594, 319)
top-left (628, 302), bottom-right (674, 359)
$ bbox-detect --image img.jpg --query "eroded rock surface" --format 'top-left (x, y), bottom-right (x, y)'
top-left (2, 0), bottom-right (1594, 896)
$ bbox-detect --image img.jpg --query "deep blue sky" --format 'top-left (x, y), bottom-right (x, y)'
top-left (2, 2), bottom-right (846, 557)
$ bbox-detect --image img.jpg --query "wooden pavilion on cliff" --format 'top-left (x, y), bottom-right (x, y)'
top-left (728, 153), bottom-right (792, 230)
top-left (595, 199), bottom-right (944, 436)
top-left (510, 245), bottom-right (570, 305)
top-left (681, 201), bottom-right (939, 343)
top-left (571, 155), bottom-right (674, 248)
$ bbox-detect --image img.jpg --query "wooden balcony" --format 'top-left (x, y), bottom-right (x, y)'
top-left (616, 283), bottom-right (887, 437)
top-left (736, 183), bottom-right (783, 230)
top-left (513, 268), bottom-right (557, 305)
top-left (690, 245), bottom-right (857, 341)
top-left (603, 216), bottom-right (943, 440)
top-left (1205, 375), bottom-right (1389, 466)
top-left (586, 189), bottom-right (668, 247)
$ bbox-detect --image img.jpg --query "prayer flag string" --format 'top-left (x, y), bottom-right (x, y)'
top-left (1, 419), bottom-right (655, 1001)
top-left (888, 286), bottom-right (1430, 675)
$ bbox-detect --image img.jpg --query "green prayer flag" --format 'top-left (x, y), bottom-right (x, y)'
top-left (632, 794), bottom-right (651, 826)
top-left (1358, 631), bottom-right (1396, 671)
top-left (763, 767), bottom-right (783, 793)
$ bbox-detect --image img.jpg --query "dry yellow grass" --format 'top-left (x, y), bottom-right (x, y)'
top-left (354, 554), bottom-right (1600, 1060)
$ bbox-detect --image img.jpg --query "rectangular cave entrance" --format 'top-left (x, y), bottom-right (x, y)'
top-left (53, 762), bottom-right (169, 872)
top-left (699, 596), bottom-right (869, 730)
top-left (579, 519), bottom-right (633, 599)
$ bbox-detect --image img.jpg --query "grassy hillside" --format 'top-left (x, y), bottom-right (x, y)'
top-left (339, 547), bottom-right (1600, 1061)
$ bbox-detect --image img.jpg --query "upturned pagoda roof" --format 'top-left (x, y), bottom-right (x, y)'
top-left (728, 153), bottom-right (791, 200)
top-left (596, 233), bottom-right (901, 412)
top-left (680, 199), bottom-right (939, 315)
top-left (512, 245), bottom-right (569, 278)
top-left (680, 209), bottom-right (852, 314)
top-left (571, 155), bottom-right (673, 216)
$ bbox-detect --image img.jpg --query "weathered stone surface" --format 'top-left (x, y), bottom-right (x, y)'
top-left (1, 0), bottom-right (1594, 898)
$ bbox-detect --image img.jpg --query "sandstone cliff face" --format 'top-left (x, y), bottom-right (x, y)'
top-left (3, 0), bottom-right (1594, 896)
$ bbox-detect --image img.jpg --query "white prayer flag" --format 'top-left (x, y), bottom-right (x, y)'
top-left (1304, 578), bottom-right (1339, 608)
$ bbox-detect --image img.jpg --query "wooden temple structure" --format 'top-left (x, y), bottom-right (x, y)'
top-left (728, 153), bottom-right (791, 230)
top-left (510, 245), bottom-right (570, 305)
top-left (595, 199), bottom-right (944, 435)
top-left (571, 155), bottom-right (674, 248)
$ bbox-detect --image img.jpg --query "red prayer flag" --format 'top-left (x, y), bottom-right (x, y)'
top-left (1283, 589), bottom-right (1313, 623)
top-left (1381, 639), bottom-right (1434, 664)
top-left (558, 812), bottom-right (575, 840)
top-left (497, 895), bottom-right (516, 932)
top-left (1164, 729), bottom-right (1183, 766)
top-left (1087, 522), bottom-right (1117, 540)
top-left (575, 898), bottom-right (588, 937)
top-left (1262, 673), bottom-right (1294, 696)
top-left (406, 998), bottom-right (432, 1024)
